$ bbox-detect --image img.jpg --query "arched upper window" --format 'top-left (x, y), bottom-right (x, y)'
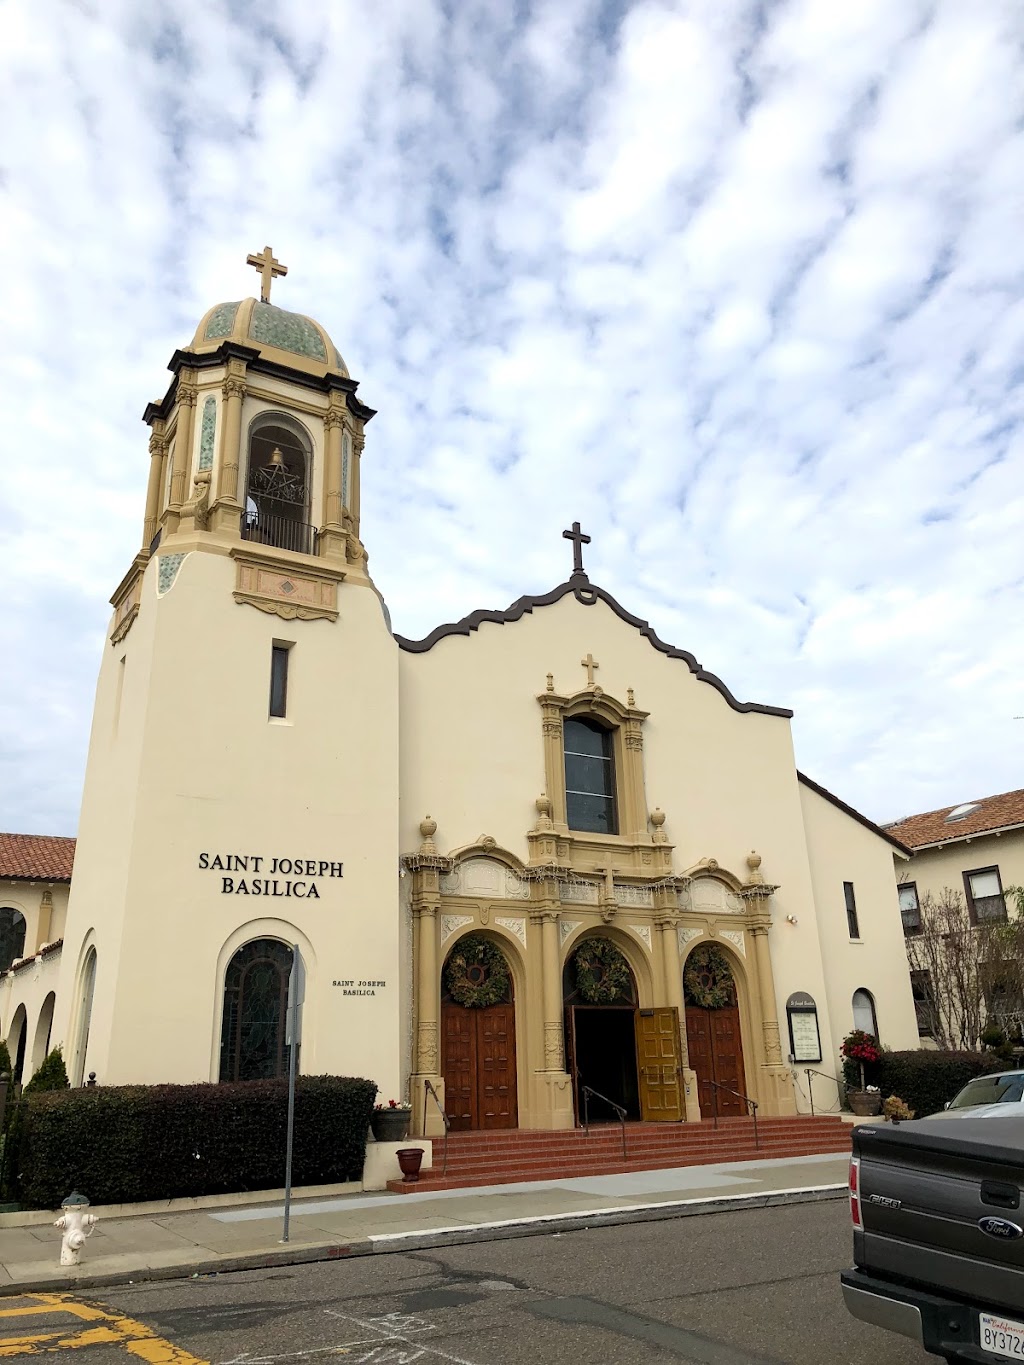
top-left (0, 909), bottom-right (26, 973)
top-left (852, 988), bottom-right (878, 1039)
top-left (563, 716), bottom-right (618, 834)
top-left (243, 418), bottom-right (314, 555)
top-left (219, 939), bottom-right (294, 1082)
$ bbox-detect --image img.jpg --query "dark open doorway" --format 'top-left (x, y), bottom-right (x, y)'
top-left (568, 1006), bottom-right (640, 1121)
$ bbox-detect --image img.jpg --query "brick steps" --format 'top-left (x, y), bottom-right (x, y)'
top-left (386, 1117), bottom-right (852, 1194)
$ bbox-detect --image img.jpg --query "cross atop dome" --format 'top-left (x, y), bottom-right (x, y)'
top-left (246, 245), bottom-right (288, 303)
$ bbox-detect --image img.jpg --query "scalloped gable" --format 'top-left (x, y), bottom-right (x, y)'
top-left (394, 575), bottom-right (792, 719)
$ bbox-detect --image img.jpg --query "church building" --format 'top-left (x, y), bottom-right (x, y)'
top-left (1, 251), bottom-right (921, 1133)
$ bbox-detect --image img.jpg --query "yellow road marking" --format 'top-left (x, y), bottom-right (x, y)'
top-left (0, 1294), bottom-right (208, 1365)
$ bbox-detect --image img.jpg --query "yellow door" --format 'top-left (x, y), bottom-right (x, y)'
top-left (636, 1007), bottom-right (684, 1121)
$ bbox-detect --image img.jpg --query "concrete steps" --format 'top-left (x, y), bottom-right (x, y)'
top-left (386, 1116), bottom-right (852, 1194)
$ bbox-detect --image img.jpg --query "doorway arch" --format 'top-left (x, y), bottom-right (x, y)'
top-left (441, 933), bottom-right (518, 1131)
top-left (563, 934), bottom-right (641, 1122)
top-left (683, 943), bottom-right (748, 1118)
top-left (219, 938), bottom-right (293, 1082)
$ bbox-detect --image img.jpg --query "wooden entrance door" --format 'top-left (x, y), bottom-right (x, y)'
top-left (635, 1007), bottom-right (684, 1121)
top-left (686, 1004), bottom-right (747, 1118)
top-left (442, 1003), bottom-right (517, 1131)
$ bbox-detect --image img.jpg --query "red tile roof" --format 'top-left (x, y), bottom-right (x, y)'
top-left (885, 789), bottom-right (1024, 850)
top-left (0, 834), bottom-right (75, 882)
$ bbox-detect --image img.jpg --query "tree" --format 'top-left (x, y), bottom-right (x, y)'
top-left (905, 886), bottom-right (1024, 1052)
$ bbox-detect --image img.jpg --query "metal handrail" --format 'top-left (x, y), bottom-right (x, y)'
top-left (423, 1078), bottom-right (450, 1176)
top-left (802, 1067), bottom-right (841, 1117)
top-left (705, 1079), bottom-right (760, 1147)
top-left (580, 1084), bottom-right (628, 1160)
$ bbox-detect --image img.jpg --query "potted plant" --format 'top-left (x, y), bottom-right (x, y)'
top-left (841, 1029), bottom-right (883, 1116)
top-left (882, 1095), bottom-right (914, 1124)
top-left (371, 1099), bottom-right (411, 1142)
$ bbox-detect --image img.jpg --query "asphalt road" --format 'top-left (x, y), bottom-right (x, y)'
top-left (0, 1200), bottom-right (932, 1365)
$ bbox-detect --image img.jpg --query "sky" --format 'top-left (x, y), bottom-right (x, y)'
top-left (1, 0), bottom-right (1023, 837)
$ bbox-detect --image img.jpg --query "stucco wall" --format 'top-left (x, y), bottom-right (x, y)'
top-left (799, 780), bottom-right (920, 1093)
top-left (896, 832), bottom-right (1024, 914)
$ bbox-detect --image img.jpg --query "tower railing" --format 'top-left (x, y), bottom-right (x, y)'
top-left (242, 511), bottom-right (318, 557)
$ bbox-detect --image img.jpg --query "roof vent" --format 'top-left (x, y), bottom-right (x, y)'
top-left (945, 802), bottom-right (981, 823)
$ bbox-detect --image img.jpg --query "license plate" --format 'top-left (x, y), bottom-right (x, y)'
top-left (980, 1312), bottom-right (1024, 1360)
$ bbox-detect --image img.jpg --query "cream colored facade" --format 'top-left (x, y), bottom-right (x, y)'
top-left (1, 266), bottom-right (922, 1124)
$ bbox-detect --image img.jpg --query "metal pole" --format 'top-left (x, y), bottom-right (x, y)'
top-left (806, 1069), bottom-right (815, 1117)
top-left (281, 944), bottom-right (299, 1244)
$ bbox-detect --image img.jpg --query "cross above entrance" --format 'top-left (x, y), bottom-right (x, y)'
top-left (246, 245), bottom-right (288, 303)
top-left (562, 520), bottom-right (591, 576)
top-left (581, 653), bottom-right (599, 686)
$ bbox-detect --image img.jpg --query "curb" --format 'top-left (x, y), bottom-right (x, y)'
top-left (2, 1183), bottom-right (846, 1293)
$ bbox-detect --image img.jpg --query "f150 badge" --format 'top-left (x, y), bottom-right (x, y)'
top-left (979, 1217), bottom-right (1024, 1240)
top-left (867, 1195), bottom-right (902, 1209)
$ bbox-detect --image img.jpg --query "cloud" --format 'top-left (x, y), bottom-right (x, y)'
top-left (1, 0), bottom-right (1023, 835)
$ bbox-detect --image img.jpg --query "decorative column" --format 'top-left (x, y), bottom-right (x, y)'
top-left (743, 851), bottom-right (796, 1116)
top-left (319, 406), bottom-right (346, 561)
top-left (530, 876), bottom-right (575, 1130)
top-left (540, 909), bottom-right (564, 1071)
top-left (655, 882), bottom-right (701, 1122)
top-left (163, 378), bottom-right (198, 533)
top-left (143, 422), bottom-right (167, 549)
top-left (408, 817), bottom-right (446, 1137)
top-left (209, 370), bottom-right (246, 535)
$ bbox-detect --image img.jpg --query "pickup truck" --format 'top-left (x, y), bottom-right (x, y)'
top-left (842, 1114), bottom-right (1024, 1362)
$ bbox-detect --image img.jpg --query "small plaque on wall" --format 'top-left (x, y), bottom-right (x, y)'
top-left (786, 991), bottom-right (822, 1064)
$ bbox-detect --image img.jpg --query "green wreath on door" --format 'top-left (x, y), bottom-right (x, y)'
top-left (443, 933), bottom-right (511, 1008)
top-left (571, 938), bottom-right (633, 1005)
top-left (684, 943), bottom-right (735, 1009)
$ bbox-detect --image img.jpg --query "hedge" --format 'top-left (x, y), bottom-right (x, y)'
top-left (7, 1074), bottom-right (377, 1209)
top-left (876, 1050), bottom-right (993, 1119)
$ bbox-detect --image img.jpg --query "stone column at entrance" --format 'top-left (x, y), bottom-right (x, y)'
top-left (747, 910), bottom-right (797, 1116)
top-left (529, 885), bottom-right (574, 1130)
top-left (656, 911), bottom-right (701, 1122)
top-left (407, 819), bottom-right (447, 1137)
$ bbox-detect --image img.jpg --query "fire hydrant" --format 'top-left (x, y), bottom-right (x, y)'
top-left (55, 1191), bottom-right (98, 1266)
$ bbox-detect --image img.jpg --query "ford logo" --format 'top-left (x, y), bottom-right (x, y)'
top-left (979, 1217), bottom-right (1024, 1240)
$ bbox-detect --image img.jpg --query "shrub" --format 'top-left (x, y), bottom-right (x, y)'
top-left (23, 1047), bottom-right (69, 1095)
top-left (9, 1074), bottom-right (377, 1209)
top-left (876, 1050), bottom-right (992, 1118)
top-left (0, 1040), bottom-right (11, 1080)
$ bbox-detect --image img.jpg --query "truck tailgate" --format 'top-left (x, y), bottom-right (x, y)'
top-left (854, 1117), bottom-right (1024, 1313)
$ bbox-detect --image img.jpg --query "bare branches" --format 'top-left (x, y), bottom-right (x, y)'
top-left (905, 887), bottom-right (1024, 1051)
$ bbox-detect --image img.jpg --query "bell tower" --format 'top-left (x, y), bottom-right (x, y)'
top-left (55, 253), bottom-right (402, 1095)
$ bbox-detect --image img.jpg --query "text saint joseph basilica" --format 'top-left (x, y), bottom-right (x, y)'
top-left (0, 252), bottom-right (919, 1132)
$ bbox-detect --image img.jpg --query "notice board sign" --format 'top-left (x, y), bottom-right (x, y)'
top-left (786, 991), bottom-right (822, 1064)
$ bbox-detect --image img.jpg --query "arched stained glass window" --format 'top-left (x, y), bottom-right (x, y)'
top-left (219, 939), bottom-right (293, 1082)
top-left (852, 988), bottom-right (878, 1040)
top-left (0, 909), bottom-right (26, 973)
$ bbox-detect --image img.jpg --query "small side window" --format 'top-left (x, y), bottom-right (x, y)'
top-left (270, 644), bottom-right (291, 719)
top-left (844, 882), bottom-right (860, 939)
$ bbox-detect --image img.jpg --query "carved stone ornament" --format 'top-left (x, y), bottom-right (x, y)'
top-left (495, 916), bottom-right (527, 947)
top-left (417, 1020), bottom-right (439, 1074)
top-left (719, 928), bottom-right (746, 957)
top-left (233, 552), bottom-right (340, 623)
top-left (544, 1021), bottom-right (565, 1069)
top-left (180, 470), bottom-right (211, 530)
top-left (177, 382), bottom-right (198, 407)
top-left (628, 923), bottom-right (653, 952)
top-left (615, 884), bottom-right (653, 907)
top-left (324, 407), bottom-right (345, 430)
top-left (221, 376), bottom-right (247, 401)
top-left (559, 918), bottom-right (583, 945)
top-left (678, 926), bottom-right (704, 954)
top-left (110, 573), bottom-right (141, 644)
top-left (762, 1019), bottom-right (784, 1066)
top-left (440, 914), bottom-right (473, 945)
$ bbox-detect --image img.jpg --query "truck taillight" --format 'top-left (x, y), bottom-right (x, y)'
top-left (850, 1156), bottom-right (862, 1229)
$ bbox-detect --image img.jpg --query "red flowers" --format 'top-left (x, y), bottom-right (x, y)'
top-left (841, 1029), bottom-right (881, 1065)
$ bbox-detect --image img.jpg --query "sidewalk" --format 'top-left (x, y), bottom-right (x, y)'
top-left (0, 1152), bottom-right (849, 1293)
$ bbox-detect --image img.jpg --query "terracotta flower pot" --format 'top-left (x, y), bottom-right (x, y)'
top-left (371, 1108), bottom-right (410, 1142)
top-left (847, 1090), bottom-right (882, 1117)
top-left (396, 1147), bottom-right (424, 1183)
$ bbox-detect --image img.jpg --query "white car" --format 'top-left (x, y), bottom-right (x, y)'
top-left (928, 1068), bottom-right (1024, 1119)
